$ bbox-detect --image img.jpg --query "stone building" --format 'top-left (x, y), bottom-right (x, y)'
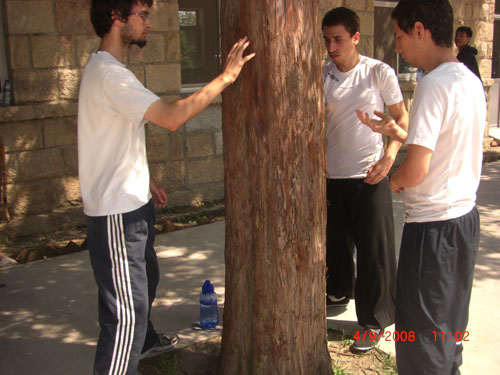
top-left (0, 0), bottom-right (498, 238)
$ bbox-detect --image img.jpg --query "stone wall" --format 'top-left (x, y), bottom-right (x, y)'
top-left (0, 0), bottom-right (225, 238)
top-left (0, 0), bottom-right (496, 238)
top-left (452, 0), bottom-right (495, 83)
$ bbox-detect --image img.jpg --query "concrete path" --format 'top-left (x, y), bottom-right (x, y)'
top-left (1, 161), bottom-right (499, 375)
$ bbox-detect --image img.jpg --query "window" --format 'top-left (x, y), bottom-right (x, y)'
top-left (374, 1), bottom-right (417, 81)
top-left (179, 0), bottom-right (220, 89)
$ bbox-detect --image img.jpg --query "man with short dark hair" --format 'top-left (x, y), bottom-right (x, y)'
top-left (78, 1), bottom-right (255, 373)
top-left (321, 6), bottom-right (408, 352)
top-left (455, 26), bottom-right (482, 82)
top-left (358, 0), bottom-right (486, 373)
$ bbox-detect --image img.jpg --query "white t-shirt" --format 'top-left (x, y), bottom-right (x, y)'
top-left (78, 51), bottom-right (160, 216)
top-left (404, 62), bottom-right (486, 223)
top-left (323, 56), bottom-right (403, 178)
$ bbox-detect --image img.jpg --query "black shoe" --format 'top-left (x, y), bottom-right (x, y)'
top-left (140, 334), bottom-right (179, 360)
top-left (326, 295), bottom-right (349, 308)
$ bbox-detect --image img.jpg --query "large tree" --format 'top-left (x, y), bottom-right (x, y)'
top-left (219, 1), bottom-right (331, 374)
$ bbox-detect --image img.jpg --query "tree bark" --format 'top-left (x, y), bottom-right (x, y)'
top-left (220, 1), bottom-right (330, 374)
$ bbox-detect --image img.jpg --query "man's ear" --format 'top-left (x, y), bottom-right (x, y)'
top-left (414, 22), bottom-right (426, 40)
top-left (111, 10), bottom-right (125, 25)
top-left (353, 31), bottom-right (360, 45)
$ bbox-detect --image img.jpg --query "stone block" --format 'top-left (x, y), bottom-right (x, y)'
top-left (0, 105), bottom-right (36, 122)
top-left (149, 161), bottom-right (185, 191)
top-left (32, 35), bottom-right (76, 68)
top-left (164, 161), bottom-right (186, 190)
top-left (366, 0), bottom-right (374, 12)
top-left (5, 1), bottom-right (56, 34)
top-left (215, 131), bottom-right (223, 155)
top-left (145, 63), bottom-right (181, 93)
top-left (187, 133), bottom-right (214, 158)
top-left (55, 1), bottom-right (94, 35)
top-left (343, 0), bottom-right (367, 12)
top-left (187, 157), bottom-right (223, 185)
top-left (6, 180), bottom-right (52, 216)
top-left (76, 36), bottom-right (100, 68)
top-left (185, 104), bottom-right (222, 132)
top-left (43, 117), bottom-right (77, 147)
top-left (358, 37), bottom-right (373, 60)
top-left (34, 102), bottom-right (78, 119)
top-left (479, 60), bottom-right (491, 80)
top-left (49, 177), bottom-right (82, 207)
top-left (146, 136), bottom-right (170, 163)
top-left (169, 133), bottom-right (184, 160)
top-left (477, 21), bottom-right (493, 42)
top-left (359, 11), bottom-right (374, 37)
top-left (58, 69), bottom-right (82, 100)
top-left (13, 70), bottom-right (58, 104)
top-left (6, 148), bottom-right (65, 183)
top-left (61, 144), bottom-right (78, 175)
top-left (130, 34), bottom-right (165, 64)
top-left (151, 1), bottom-right (179, 32)
top-left (319, 0), bottom-right (343, 14)
top-left (480, 3), bottom-right (492, 21)
top-left (8, 36), bottom-right (30, 69)
top-left (165, 31), bottom-right (181, 62)
top-left (478, 42), bottom-right (488, 57)
top-left (0, 120), bottom-right (43, 152)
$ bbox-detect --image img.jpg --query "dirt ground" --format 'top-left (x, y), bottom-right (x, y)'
top-left (138, 330), bottom-right (398, 375)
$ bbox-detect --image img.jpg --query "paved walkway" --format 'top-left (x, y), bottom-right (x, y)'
top-left (1, 161), bottom-right (499, 375)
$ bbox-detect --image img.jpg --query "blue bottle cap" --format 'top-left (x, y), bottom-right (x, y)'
top-left (202, 279), bottom-right (214, 293)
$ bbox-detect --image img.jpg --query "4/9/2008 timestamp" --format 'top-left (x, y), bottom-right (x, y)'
top-left (433, 331), bottom-right (470, 342)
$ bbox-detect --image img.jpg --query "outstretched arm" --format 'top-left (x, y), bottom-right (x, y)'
top-left (145, 37), bottom-right (256, 131)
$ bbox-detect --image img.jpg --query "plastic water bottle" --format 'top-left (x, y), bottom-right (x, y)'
top-left (199, 279), bottom-right (219, 329)
top-left (2, 80), bottom-right (10, 106)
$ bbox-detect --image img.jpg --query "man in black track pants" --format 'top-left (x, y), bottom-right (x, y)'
top-left (78, 1), bottom-right (255, 373)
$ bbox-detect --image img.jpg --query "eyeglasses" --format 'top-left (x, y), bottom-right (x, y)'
top-left (129, 12), bottom-right (150, 22)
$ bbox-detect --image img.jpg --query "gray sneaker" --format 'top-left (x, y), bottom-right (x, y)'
top-left (140, 334), bottom-right (179, 360)
top-left (352, 328), bottom-right (381, 352)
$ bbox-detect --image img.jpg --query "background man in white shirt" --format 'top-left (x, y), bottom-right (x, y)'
top-left (78, 1), bottom-right (254, 373)
top-left (358, 0), bottom-right (485, 373)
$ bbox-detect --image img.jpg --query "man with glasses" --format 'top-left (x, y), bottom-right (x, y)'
top-left (78, 1), bottom-right (254, 373)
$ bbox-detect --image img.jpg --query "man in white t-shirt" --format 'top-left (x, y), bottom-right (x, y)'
top-left (321, 7), bottom-right (408, 352)
top-left (79, 1), bottom-right (254, 374)
top-left (358, 0), bottom-right (485, 373)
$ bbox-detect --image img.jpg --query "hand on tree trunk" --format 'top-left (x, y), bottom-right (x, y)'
top-left (220, 37), bottom-right (256, 84)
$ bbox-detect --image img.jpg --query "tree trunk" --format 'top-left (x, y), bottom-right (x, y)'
top-left (220, 1), bottom-right (330, 374)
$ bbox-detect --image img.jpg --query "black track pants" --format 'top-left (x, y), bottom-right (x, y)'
top-left (395, 207), bottom-right (479, 375)
top-left (86, 200), bottom-right (159, 375)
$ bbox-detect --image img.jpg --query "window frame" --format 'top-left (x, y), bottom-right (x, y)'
top-left (374, 0), bottom-right (418, 81)
top-left (178, 0), bottom-right (221, 92)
